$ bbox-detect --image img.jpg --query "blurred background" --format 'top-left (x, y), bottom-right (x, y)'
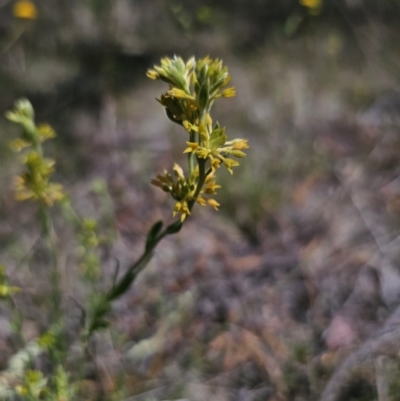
top-left (2, 0), bottom-right (400, 400)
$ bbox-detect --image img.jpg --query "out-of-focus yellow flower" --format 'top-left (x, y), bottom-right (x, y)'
top-left (15, 370), bottom-right (48, 399)
top-left (9, 138), bottom-right (31, 152)
top-left (6, 100), bottom-right (66, 206)
top-left (38, 331), bottom-right (56, 349)
top-left (220, 87), bottom-right (236, 98)
top-left (300, 0), bottom-right (322, 14)
top-left (13, 0), bottom-right (38, 20)
top-left (0, 265), bottom-right (20, 299)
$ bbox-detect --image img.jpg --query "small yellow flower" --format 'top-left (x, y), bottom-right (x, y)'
top-left (146, 70), bottom-right (159, 80)
top-left (168, 88), bottom-right (196, 101)
top-left (37, 124), bottom-right (56, 142)
top-left (9, 138), bottom-right (31, 152)
top-left (182, 121), bottom-right (199, 132)
top-left (38, 331), bottom-right (56, 349)
top-left (231, 139), bottom-right (250, 150)
top-left (0, 284), bottom-right (20, 298)
top-left (196, 197), bottom-right (206, 206)
top-left (221, 87), bottom-right (236, 98)
top-left (13, 0), bottom-right (38, 20)
top-left (221, 157), bottom-right (240, 175)
top-left (173, 201), bottom-right (191, 222)
top-left (207, 199), bottom-right (220, 210)
top-left (230, 150), bottom-right (246, 158)
top-left (299, 0), bottom-right (322, 14)
top-left (183, 141), bottom-right (199, 153)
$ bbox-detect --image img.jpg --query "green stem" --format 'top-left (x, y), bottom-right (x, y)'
top-left (40, 204), bottom-right (61, 321)
top-left (84, 107), bottom-right (212, 344)
top-left (1, 23), bottom-right (25, 54)
top-left (188, 157), bottom-right (207, 211)
top-left (83, 216), bottom-right (182, 342)
top-left (188, 131), bottom-right (196, 176)
top-left (8, 296), bottom-right (24, 348)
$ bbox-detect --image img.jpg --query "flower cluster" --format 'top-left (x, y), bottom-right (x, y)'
top-left (6, 99), bottom-right (65, 206)
top-left (15, 370), bottom-right (48, 399)
top-left (151, 163), bottom-right (221, 221)
top-left (147, 56), bottom-right (248, 221)
top-left (77, 218), bottom-right (101, 280)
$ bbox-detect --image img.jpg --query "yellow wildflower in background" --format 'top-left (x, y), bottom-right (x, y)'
top-left (13, 0), bottom-right (38, 20)
top-left (0, 265), bottom-right (20, 299)
top-left (6, 99), bottom-right (66, 206)
top-left (300, 0), bottom-right (322, 14)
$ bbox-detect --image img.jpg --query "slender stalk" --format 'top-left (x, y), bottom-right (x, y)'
top-left (188, 131), bottom-right (196, 176)
top-left (8, 296), bottom-right (24, 348)
top-left (40, 203), bottom-right (61, 321)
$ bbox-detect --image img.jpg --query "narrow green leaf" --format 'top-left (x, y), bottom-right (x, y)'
top-left (209, 128), bottom-right (227, 148)
top-left (145, 220), bottom-right (163, 251)
top-left (165, 220), bottom-right (183, 235)
top-left (198, 84), bottom-right (209, 110)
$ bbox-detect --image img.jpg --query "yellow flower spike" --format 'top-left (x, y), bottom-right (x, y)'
top-left (13, 0), bottom-right (38, 19)
top-left (148, 56), bottom-right (249, 218)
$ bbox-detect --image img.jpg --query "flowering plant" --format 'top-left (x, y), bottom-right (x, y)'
top-left (1, 56), bottom-right (248, 400)
top-left (148, 56), bottom-right (249, 221)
